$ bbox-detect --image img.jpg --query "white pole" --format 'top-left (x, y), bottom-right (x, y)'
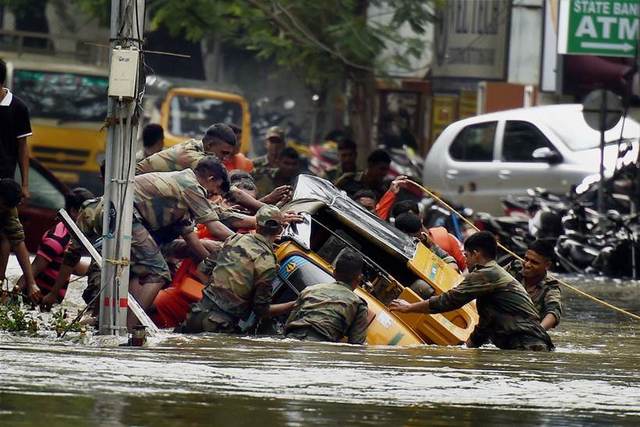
top-left (99, 0), bottom-right (146, 336)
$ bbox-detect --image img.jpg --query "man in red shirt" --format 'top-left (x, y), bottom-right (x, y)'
top-left (16, 188), bottom-right (94, 308)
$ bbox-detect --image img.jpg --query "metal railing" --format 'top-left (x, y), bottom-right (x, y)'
top-left (0, 29), bottom-right (108, 65)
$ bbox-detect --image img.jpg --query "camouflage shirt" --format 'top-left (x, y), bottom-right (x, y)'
top-left (134, 169), bottom-right (219, 234)
top-left (63, 198), bottom-right (104, 267)
top-left (203, 233), bottom-right (277, 320)
top-left (135, 149), bottom-right (146, 163)
top-left (506, 260), bottom-right (563, 325)
top-left (0, 205), bottom-right (25, 244)
top-left (136, 139), bottom-right (214, 175)
top-left (253, 168), bottom-right (294, 197)
top-left (335, 172), bottom-right (389, 200)
top-left (252, 154), bottom-right (273, 170)
top-left (428, 260), bottom-right (554, 350)
top-left (284, 281), bottom-right (369, 344)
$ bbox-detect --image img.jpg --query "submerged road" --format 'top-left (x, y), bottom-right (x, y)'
top-left (1, 259), bottom-right (639, 426)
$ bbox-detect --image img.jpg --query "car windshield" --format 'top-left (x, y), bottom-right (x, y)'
top-left (169, 95), bottom-right (242, 138)
top-left (12, 69), bottom-right (108, 122)
top-left (541, 112), bottom-right (639, 151)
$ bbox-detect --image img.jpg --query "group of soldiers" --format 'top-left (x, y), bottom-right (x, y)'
top-left (2, 114), bottom-right (563, 350)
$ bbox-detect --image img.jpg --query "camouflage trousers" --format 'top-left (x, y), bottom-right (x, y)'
top-left (499, 333), bottom-right (554, 351)
top-left (0, 210), bottom-right (25, 244)
top-left (81, 261), bottom-right (103, 315)
top-left (176, 296), bottom-right (239, 334)
top-left (130, 219), bottom-right (172, 285)
top-left (285, 327), bottom-right (329, 342)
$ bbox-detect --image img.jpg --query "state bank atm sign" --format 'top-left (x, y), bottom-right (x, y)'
top-left (558, 0), bottom-right (640, 57)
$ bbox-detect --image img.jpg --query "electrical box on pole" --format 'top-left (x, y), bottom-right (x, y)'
top-left (108, 49), bottom-right (140, 98)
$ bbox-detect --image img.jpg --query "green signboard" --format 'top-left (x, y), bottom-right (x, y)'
top-left (558, 0), bottom-right (640, 57)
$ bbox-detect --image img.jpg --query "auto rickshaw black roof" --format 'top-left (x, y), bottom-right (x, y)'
top-left (283, 175), bottom-right (417, 261)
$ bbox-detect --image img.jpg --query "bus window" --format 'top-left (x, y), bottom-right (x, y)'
top-left (12, 70), bottom-right (108, 122)
top-left (169, 95), bottom-right (242, 138)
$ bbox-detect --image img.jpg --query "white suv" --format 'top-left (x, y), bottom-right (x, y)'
top-left (422, 104), bottom-right (639, 215)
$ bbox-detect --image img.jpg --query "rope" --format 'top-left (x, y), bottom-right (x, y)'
top-left (414, 183), bottom-right (640, 322)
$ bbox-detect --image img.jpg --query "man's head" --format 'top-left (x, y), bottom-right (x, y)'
top-left (394, 212), bottom-right (422, 238)
top-left (463, 231), bottom-right (497, 268)
top-left (256, 204), bottom-right (283, 239)
top-left (278, 147), bottom-right (300, 180)
top-left (229, 123), bottom-right (242, 155)
top-left (229, 169), bottom-right (257, 198)
top-left (337, 139), bottom-right (357, 172)
top-left (523, 239), bottom-right (554, 281)
top-left (142, 124), bottom-right (164, 155)
top-left (65, 187), bottom-right (95, 219)
top-left (334, 249), bottom-right (364, 289)
top-left (202, 123), bottom-right (237, 161)
top-left (353, 189), bottom-right (376, 212)
top-left (0, 58), bottom-right (6, 87)
top-left (194, 156), bottom-right (230, 196)
top-left (366, 149), bottom-right (391, 183)
top-left (0, 178), bottom-right (23, 208)
top-left (265, 126), bottom-right (285, 159)
top-left (391, 200), bottom-right (419, 219)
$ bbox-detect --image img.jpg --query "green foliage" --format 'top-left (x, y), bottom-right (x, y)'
top-left (0, 293), bottom-right (83, 336)
top-left (0, 299), bottom-right (38, 335)
top-left (50, 308), bottom-right (83, 337)
top-left (73, 0), bottom-right (437, 90)
top-left (72, 0), bottom-right (110, 27)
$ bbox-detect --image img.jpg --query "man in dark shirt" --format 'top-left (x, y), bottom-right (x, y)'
top-left (335, 149), bottom-right (391, 200)
top-left (391, 231), bottom-right (554, 351)
top-left (0, 58), bottom-right (31, 198)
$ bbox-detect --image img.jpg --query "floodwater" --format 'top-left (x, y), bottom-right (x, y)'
top-left (1, 260), bottom-right (639, 426)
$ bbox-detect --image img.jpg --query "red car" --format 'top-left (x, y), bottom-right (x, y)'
top-left (16, 159), bottom-right (70, 253)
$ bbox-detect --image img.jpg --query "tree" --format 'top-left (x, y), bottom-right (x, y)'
top-left (153, 0), bottom-right (438, 154)
top-left (76, 0), bottom-right (440, 154)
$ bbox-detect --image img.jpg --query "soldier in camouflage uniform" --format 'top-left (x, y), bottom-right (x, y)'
top-left (391, 231), bottom-right (554, 351)
top-left (336, 149), bottom-right (391, 201)
top-left (136, 123), bottom-right (236, 175)
top-left (506, 239), bottom-right (562, 330)
top-left (0, 179), bottom-right (39, 303)
top-left (253, 147), bottom-right (300, 197)
top-left (129, 157), bottom-right (238, 315)
top-left (253, 126), bottom-right (285, 170)
top-left (285, 249), bottom-right (369, 344)
top-left (178, 205), bottom-right (296, 334)
top-left (136, 123), bottom-right (288, 216)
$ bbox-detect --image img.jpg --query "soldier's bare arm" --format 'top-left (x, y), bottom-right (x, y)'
top-left (182, 230), bottom-right (212, 261)
top-left (541, 287), bottom-right (562, 330)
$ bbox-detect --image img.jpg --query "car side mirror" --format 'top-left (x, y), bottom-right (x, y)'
top-left (532, 147), bottom-right (562, 164)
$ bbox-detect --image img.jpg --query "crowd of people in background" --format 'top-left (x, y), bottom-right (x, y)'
top-left (1, 54), bottom-right (561, 349)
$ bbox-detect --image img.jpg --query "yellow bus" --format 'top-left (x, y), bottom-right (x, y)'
top-left (4, 57), bottom-right (109, 193)
top-left (143, 75), bottom-right (251, 153)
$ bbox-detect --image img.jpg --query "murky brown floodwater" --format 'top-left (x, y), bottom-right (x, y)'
top-left (1, 259), bottom-right (639, 426)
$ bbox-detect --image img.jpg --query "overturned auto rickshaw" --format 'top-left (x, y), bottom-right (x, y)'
top-left (155, 175), bottom-right (478, 345)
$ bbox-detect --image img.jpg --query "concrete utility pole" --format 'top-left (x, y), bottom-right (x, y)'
top-left (99, 0), bottom-right (146, 335)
